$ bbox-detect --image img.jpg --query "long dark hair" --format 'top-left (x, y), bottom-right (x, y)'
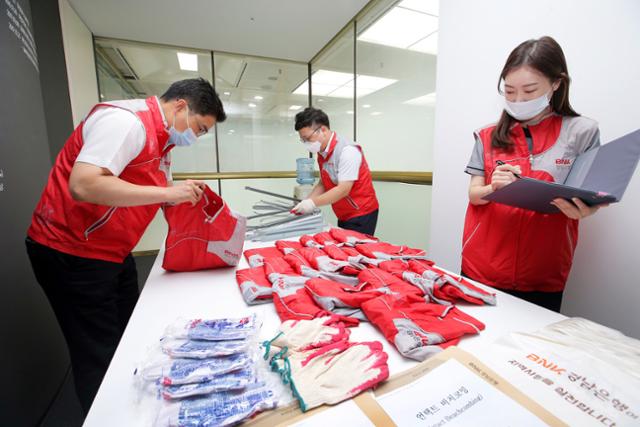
top-left (492, 36), bottom-right (579, 149)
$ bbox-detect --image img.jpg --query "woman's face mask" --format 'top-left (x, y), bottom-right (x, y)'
top-left (504, 91), bottom-right (551, 121)
top-left (168, 106), bottom-right (198, 147)
top-left (502, 66), bottom-right (558, 121)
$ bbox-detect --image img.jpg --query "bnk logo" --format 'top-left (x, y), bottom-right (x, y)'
top-left (555, 158), bottom-right (572, 165)
top-left (526, 353), bottom-right (565, 375)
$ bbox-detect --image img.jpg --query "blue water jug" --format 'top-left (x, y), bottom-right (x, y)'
top-left (296, 158), bottom-right (315, 185)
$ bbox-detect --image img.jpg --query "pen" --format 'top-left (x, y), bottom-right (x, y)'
top-left (496, 160), bottom-right (522, 179)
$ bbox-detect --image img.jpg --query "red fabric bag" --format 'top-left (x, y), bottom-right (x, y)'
top-left (162, 185), bottom-right (246, 271)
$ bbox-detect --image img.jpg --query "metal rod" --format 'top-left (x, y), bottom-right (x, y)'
top-left (246, 209), bottom-right (291, 220)
top-left (245, 186), bottom-right (300, 202)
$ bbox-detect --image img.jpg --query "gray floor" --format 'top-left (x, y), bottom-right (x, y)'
top-left (39, 253), bottom-right (157, 427)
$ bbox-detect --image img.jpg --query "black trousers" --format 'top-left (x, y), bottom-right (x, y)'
top-left (25, 238), bottom-right (139, 414)
top-left (500, 289), bottom-right (564, 313)
top-left (338, 209), bottom-right (379, 236)
top-left (461, 269), bottom-right (563, 312)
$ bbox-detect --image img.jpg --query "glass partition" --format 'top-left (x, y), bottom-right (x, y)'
top-left (214, 53), bottom-right (309, 172)
top-left (355, 0), bottom-right (438, 171)
top-left (94, 38), bottom-right (216, 173)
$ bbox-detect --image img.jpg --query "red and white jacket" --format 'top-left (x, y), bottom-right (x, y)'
top-left (462, 114), bottom-right (600, 292)
top-left (317, 133), bottom-right (379, 221)
top-left (28, 97), bottom-right (173, 263)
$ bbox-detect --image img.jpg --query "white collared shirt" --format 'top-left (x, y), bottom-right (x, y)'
top-left (319, 132), bottom-right (362, 182)
top-left (76, 97), bottom-right (167, 176)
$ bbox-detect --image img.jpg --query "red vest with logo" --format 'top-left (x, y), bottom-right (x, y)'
top-left (462, 114), bottom-right (599, 292)
top-left (28, 97), bottom-right (172, 263)
top-left (317, 133), bottom-right (379, 221)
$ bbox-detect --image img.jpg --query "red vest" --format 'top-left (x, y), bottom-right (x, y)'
top-left (317, 133), bottom-right (379, 221)
top-left (462, 115), bottom-right (579, 292)
top-left (28, 97), bottom-right (172, 263)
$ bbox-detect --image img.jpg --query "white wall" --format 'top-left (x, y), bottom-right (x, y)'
top-left (58, 0), bottom-right (98, 125)
top-left (430, 0), bottom-right (640, 337)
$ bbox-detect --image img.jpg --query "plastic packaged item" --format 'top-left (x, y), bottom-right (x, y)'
top-left (138, 352), bottom-right (252, 385)
top-left (160, 338), bottom-right (249, 359)
top-left (160, 368), bottom-right (256, 400)
top-left (154, 381), bottom-right (279, 427)
top-left (164, 315), bottom-right (259, 341)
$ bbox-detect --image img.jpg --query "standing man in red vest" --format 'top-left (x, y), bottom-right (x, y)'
top-left (25, 78), bottom-right (226, 413)
top-left (292, 107), bottom-right (379, 235)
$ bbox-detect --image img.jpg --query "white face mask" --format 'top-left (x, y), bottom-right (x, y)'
top-left (504, 91), bottom-right (551, 121)
top-left (303, 141), bottom-right (322, 153)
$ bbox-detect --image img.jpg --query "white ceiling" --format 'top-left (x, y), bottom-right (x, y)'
top-left (67, 0), bottom-right (370, 62)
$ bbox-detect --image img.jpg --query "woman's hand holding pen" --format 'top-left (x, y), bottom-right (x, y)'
top-left (491, 163), bottom-right (522, 191)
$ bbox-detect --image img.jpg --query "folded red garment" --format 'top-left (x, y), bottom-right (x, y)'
top-left (361, 293), bottom-right (485, 361)
top-left (275, 240), bottom-right (304, 255)
top-left (243, 246), bottom-right (284, 267)
top-left (235, 265), bottom-right (272, 305)
top-left (329, 227), bottom-right (378, 245)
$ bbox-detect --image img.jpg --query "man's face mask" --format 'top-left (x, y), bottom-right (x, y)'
top-left (168, 106), bottom-right (198, 147)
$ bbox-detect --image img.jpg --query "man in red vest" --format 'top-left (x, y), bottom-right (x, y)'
top-left (25, 78), bottom-right (226, 413)
top-left (292, 107), bottom-right (379, 235)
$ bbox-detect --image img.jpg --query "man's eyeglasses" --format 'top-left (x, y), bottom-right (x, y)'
top-left (299, 127), bottom-right (321, 143)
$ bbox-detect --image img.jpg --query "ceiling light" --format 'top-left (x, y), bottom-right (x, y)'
top-left (248, 103), bottom-right (256, 108)
top-left (229, 129), bottom-right (235, 133)
top-left (346, 110), bottom-right (354, 115)
top-left (292, 69), bottom-right (396, 99)
top-left (177, 52), bottom-right (198, 71)
top-left (408, 32), bottom-right (438, 55)
top-left (254, 95), bottom-right (263, 100)
top-left (362, 104), bottom-right (371, 108)
top-left (357, 6), bottom-right (438, 51)
top-left (403, 92), bottom-right (436, 106)
top-left (371, 111), bottom-right (382, 116)
top-left (289, 105), bottom-right (302, 110)
top-left (223, 91), bottom-right (231, 96)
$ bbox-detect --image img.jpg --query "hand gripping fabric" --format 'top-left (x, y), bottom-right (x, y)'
top-left (263, 316), bottom-right (350, 353)
top-left (268, 340), bottom-right (389, 411)
top-left (361, 293), bottom-right (485, 361)
top-left (235, 265), bottom-right (273, 305)
top-left (329, 227), bottom-right (379, 245)
top-left (408, 261), bottom-right (497, 306)
top-left (243, 246), bottom-right (284, 267)
top-left (162, 185), bottom-right (246, 271)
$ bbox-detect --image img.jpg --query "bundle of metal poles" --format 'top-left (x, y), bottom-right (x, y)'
top-left (244, 187), bottom-right (325, 241)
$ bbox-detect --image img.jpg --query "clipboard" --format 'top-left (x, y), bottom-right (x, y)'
top-left (483, 129), bottom-right (640, 213)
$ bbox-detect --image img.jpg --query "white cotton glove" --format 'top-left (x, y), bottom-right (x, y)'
top-left (272, 340), bottom-right (389, 411)
top-left (291, 198), bottom-right (316, 215)
top-left (266, 316), bottom-right (350, 352)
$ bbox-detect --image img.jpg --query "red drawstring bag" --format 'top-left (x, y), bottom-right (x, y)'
top-left (162, 185), bottom-right (246, 271)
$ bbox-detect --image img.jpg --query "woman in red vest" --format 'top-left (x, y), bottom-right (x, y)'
top-left (25, 78), bottom-right (225, 413)
top-left (292, 107), bottom-right (379, 235)
top-left (462, 36), bottom-right (606, 312)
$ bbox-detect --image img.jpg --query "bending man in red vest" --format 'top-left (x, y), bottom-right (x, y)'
top-left (292, 107), bottom-right (379, 235)
top-left (25, 78), bottom-right (226, 413)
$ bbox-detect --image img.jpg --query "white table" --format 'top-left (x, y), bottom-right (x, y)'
top-left (83, 240), bottom-right (565, 426)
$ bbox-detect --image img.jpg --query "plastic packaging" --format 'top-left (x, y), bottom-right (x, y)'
top-left (163, 315), bottom-right (260, 341)
top-left (160, 338), bottom-right (250, 359)
top-left (160, 368), bottom-right (256, 400)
